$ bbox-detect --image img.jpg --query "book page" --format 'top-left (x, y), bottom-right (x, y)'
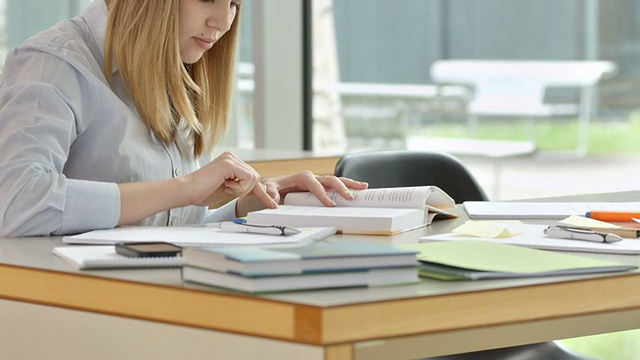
top-left (284, 186), bottom-right (453, 210)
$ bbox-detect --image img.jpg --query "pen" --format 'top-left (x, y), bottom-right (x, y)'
top-left (586, 211), bottom-right (640, 222)
top-left (544, 225), bottom-right (622, 244)
top-left (220, 219), bottom-right (301, 236)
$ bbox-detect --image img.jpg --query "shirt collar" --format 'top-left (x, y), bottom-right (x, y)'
top-left (83, 0), bottom-right (114, 74)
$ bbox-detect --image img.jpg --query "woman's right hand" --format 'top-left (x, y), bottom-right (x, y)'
top-left (183, 151), bottom-right (278, 209)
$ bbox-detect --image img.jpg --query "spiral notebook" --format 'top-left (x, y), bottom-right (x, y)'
top-left (53, 246), bottom-right (182, 270)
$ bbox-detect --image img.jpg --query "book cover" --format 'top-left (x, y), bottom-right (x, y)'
top-left (182, 241), bottom-right (419, 276)
top-left (53, 246), bottom-right (182, 270)
top-left (181, 265), bottom-right (419, 293)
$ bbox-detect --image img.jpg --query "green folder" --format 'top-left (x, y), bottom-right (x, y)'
top-left (399, 241), bottom-right (637, 281)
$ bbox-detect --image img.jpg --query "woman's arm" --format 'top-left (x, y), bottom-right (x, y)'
top-left (117, 152), bottom-right (277, 226)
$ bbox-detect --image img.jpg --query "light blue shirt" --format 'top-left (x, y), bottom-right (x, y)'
top-left (0, 0), bottom-right (236, 237)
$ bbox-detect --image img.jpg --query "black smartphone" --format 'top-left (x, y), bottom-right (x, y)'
top-left (115, 242), bottom-right (182, 258)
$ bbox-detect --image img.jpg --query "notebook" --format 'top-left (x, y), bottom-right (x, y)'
top-left (63, 226), bottom-right (337, 247)
top-left (53, 246), bottom-right (182, 270)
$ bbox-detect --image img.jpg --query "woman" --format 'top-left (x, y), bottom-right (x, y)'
top-left (0, 0), bottom-right (366, 237)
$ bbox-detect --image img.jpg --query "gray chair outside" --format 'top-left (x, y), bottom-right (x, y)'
top-left (334, 149), bottom-right (595, 360)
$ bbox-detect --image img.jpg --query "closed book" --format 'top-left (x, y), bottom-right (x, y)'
top-left (182, 241), bottom-right (419, 276)
top-left (182, 265), bottom-right (419, 293)
top-left (247, 186), bottom-right (456, 235)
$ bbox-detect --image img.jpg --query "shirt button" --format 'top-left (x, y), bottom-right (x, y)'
top-left (174, 168), bottom-right (182, 177)
top-left (169, 218), bottom-right (178, 226)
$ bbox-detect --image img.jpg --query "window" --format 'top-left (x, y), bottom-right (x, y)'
top-left (315, 0), bottom-right (640, 153)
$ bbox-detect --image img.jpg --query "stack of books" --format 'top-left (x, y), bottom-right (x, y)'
top-left (181, 241), bottom-right (420, 293)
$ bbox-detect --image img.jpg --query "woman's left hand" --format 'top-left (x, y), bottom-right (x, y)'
top-left (235, 171), bottom-right (369, 217)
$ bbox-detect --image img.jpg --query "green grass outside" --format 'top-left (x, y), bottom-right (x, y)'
top-left (413, 113), bottom-right (640, 155)
top-left (560, 330), bottom-right (640, 360)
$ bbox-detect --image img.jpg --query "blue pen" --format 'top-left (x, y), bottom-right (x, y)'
top-left (220, 219), bottom-right (301, 236)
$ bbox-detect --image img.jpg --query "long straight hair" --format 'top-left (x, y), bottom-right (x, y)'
top-left (104, 0), bottom-right (241, 158)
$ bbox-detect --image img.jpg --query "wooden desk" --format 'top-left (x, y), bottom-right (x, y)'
top-left (2, 191), bottom-right (640, 359)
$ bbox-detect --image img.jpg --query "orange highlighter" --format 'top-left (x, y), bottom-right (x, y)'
top-left (586, 211), bottom-right (640, 222)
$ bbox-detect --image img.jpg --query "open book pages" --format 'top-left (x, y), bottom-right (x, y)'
top-left (284, 186), bottom-right (456, 215)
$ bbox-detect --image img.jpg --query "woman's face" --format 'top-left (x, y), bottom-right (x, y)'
top-left (179, 0), bottom-right (240, 64)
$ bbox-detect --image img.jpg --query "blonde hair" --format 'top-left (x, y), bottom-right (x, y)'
top-left (104, 0), bottom-right (240, 157)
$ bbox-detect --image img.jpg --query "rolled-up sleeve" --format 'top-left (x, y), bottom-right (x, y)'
top-left (0, 35), bottom-right (120, 236)
top-left (0, 74), bottom-right (120, 236)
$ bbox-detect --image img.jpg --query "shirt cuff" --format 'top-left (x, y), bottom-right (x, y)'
top-left (59, 179), bottom-right (120, 235)
top-left (204, 199), bottom-right (238, 223)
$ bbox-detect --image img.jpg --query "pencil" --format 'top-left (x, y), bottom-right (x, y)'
top-left (579, 226), bottom-right (640, 239)
top-left (586, 211), bottom-right (640, 222)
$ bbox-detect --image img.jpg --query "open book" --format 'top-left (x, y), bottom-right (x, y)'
top-left (247, 186), bottom-right (456, 235)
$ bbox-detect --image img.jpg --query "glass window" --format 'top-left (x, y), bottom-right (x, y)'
top-left (1, 0), bottom-right (92, 69)
top-left (314, 0), bottom-right (640, 150)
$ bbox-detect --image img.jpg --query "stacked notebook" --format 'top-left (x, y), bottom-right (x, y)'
top-left (181, 241), bottom-right (420, 293)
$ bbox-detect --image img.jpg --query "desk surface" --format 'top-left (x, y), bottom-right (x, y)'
top-left (2, 190), bottom-right (640, 359)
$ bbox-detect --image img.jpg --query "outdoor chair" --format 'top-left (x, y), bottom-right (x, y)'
top-left (430, 60), bottom-right (616, 157)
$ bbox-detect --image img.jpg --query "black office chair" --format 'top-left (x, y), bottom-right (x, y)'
top-left (334, 149), bottom-right (594, 360)
top-left (334, 150), bottom-right (488, 203)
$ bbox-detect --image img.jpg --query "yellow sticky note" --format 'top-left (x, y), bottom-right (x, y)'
top-left (452, 220), bottom-right (521, 238)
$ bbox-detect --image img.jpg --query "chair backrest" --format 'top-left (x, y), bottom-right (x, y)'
top-left (334, 150), bottom-right (489, 203)
top-left (430, 60), bottom-right (616, 116)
